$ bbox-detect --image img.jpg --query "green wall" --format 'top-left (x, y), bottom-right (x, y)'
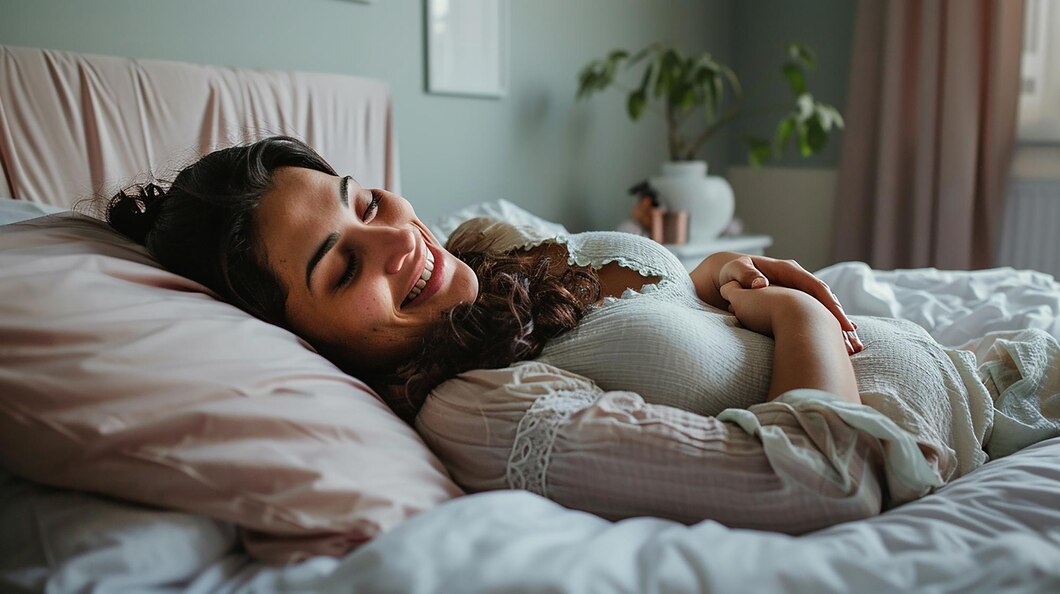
top-left (1, 1), bottom-right (856, 229)
top-left (728, 0), bottom-right (857, 169)
top-left (0, 0), bottom-right (734, 231)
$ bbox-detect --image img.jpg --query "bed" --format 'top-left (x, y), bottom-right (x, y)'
top-left (1, 45), bottom-right (1059, 593)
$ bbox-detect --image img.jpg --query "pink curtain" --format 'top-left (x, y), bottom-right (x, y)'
top-left (832, 0), bottom-right (1025, 269)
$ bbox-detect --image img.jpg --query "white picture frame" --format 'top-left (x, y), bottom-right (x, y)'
top-left (426, 0), bottom-right (509, 99)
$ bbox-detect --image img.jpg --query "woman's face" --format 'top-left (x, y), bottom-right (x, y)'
top-left (255, 166), bottom-right (479, 372)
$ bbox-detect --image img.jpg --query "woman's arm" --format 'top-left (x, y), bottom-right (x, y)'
top-left (720, 283), bottom-right (861, 404)
top-left (768, 296), bottom-right (860, 403)
top-left (691, 252), bottom-right (863, 354)
top-left (416, 362), bottom-right (885, 534)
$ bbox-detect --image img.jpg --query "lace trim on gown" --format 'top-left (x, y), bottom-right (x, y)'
top-left (506, 387), bottom-right (596, 496)
top-left (445, 217), bottom-right (695, 307)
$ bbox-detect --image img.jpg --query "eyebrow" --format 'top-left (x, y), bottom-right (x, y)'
top-left (305, 177), bottom-right (351, 292)
top-left (340, 175), bottom-right (350, 207)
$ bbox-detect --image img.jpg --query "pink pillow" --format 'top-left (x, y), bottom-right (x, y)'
top-left (0, 213), bottom-right (462, 564)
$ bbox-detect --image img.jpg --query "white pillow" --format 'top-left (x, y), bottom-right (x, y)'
top-left (431, 199), bottom-right (567, 245)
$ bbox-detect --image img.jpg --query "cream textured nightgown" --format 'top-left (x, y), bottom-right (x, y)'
top-left (415, 218), bottom-right (1060, 532)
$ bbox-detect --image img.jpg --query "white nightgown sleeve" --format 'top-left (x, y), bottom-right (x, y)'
top-left (415, 362), bottom-right (948, 534)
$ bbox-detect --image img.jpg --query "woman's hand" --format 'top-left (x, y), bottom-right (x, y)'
top-left (720, 277), bottom-right (860, 354)
top-left (691, 252), bottom-right (863, 354)
top-left (720, 281), bottom-right (861, 404)
top-left (717, 282), bottom-right (817, 337)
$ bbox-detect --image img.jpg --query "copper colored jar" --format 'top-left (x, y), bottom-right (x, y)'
top-left (649, 208), bottom-right (688, 244)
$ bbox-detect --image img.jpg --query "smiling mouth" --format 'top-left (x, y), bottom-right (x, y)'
top-left (401, 248), bottom-right (435, 306)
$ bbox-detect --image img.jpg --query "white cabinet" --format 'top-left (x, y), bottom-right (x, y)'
top-left (663, 235), bottom-right (773, 271)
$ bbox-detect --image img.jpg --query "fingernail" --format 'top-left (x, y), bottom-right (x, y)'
top-left (852, 322), bottom-right (858, 329)
top-left (751, 278), bottom-right (766, 288)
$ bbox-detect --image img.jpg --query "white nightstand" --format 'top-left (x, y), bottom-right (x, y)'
top-left (663, 234), bottom-right (773, 271)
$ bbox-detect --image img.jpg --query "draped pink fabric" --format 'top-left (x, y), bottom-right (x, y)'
top-left (832, 0), bottom-right (1024, 269)
top-left (0, 45), bottom-right (399, 208)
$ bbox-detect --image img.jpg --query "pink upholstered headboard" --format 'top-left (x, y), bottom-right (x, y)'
top-left (0, 45), bottom-right (399, 208)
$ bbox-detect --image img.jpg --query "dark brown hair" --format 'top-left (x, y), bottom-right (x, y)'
top-left (107, 136), bottom-right (599, 423)
top-left (381, 241), bottom-right (601, 422)
top-left (107, 136), bottom-right (334, 325)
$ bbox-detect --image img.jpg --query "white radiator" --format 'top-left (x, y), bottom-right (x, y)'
top-left (997, 177), bottom-right (1060, 279)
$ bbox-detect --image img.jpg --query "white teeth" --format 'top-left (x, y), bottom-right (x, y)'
top-left (403, 247), bottom-right (436, 305)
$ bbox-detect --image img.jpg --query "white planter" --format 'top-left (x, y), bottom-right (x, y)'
top-left (649, 161), bottom-right (734, 242)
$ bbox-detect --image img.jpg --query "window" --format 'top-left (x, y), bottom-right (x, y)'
top-left (1017, 0), bottom-right (1060, 142)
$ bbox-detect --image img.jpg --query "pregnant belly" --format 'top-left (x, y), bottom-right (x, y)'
top-left (537, 298), bottom-right (775, 416)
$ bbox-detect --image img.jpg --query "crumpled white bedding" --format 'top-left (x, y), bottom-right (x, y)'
top-left (198, 437), bottom-right (1060, 594)
top-left (816, 261), bottom-right (1060, 347)
top-left (3, 261), bottom-right (1060, 594)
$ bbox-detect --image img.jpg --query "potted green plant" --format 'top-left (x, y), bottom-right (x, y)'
top-left (576, 43), bottom-right (843, 241)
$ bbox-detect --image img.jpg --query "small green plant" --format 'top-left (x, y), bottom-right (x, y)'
top-left (576, 43), bottom-right (844, 165)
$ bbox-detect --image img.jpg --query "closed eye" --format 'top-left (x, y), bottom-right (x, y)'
top-left (334, 187), bottom-right (381, 290)
top-left (362, 190), bottom-right (380, 223)
top-left (335, 257), bottom-right (357, 290)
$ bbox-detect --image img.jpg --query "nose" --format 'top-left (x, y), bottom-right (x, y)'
top-left (361, 224), bottom-right (417, 275)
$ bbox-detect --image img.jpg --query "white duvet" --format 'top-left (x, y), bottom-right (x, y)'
top-left (3, 261), bottom-right (1060, 594)
top-left (208, 443), bottom-right (1060, 593)
top-left (817, 261), bottom-right (1060, 348)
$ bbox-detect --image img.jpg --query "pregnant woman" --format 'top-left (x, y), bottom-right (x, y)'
top-left (107, 135), bottom-right (1060, 534)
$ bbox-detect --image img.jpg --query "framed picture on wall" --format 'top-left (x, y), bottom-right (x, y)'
top-left (426, 0), bottom-right (509, 98)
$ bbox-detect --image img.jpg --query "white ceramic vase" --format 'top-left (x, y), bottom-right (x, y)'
top-left (649, 161), bottom-right (734, 243)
